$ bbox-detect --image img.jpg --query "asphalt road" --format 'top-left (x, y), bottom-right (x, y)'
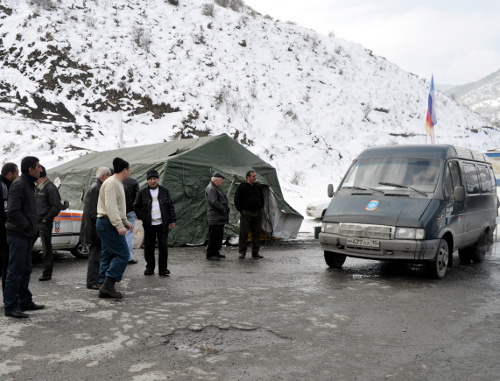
top-left (1, 233), bottom-right (500, 381)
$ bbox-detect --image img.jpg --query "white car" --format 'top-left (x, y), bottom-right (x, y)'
top-left (32, 209), bottom-right (88, 258)
top-left (305, 200), bottom-right (330, 219)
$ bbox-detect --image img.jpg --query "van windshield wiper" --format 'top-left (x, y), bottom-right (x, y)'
top-left (378, 182), bottom-right (427, 196)
top-left (347, 185), bottom-right (384, 194)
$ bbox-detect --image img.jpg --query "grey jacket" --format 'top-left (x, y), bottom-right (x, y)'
top-left (79, 179), bottom-right (102, 246)
top-left (205, 181), bottom-right (229, 225)
top-left (35, 178), bottom-right (62, 223)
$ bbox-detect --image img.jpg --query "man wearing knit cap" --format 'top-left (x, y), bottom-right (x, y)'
top-left (96, 157), bottom-right (133, 299)
top-left (134, 169), bottom-right (177, 276)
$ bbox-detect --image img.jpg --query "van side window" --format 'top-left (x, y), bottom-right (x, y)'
top-left (445, 161), bottom-right (461, 199)
top-left (463, 163), bottom-right (480, 194)
top-left (477, 165), bottom-right (494, 192)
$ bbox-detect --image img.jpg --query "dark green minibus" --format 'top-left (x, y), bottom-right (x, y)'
top-left (320, 145), bottom-right (498, 278)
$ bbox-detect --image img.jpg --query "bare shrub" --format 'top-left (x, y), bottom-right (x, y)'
top-left (28, 0), bottom-right (59, 10)
top-left (284, 109), bottom-right (298, 121)
top-left (48, 138), bottom-right (56, 149)
top-left (263, 14), bottom-right (273, 20)
top-left (214, 0), bottom-right (230, 7)
top-left (362, 103), bottom-right (372, 120)
top-left (238, 15), bottom-right (249, 27)
top-left (201, 3), bottom-right (215, 16)
top-left (214, 87), bottom-right (229, 109)
top-left (328, 30), bottom-right (335, 37)
top-left (229, 0), bottom-right (245, 12)
top-left (167, 0), bottom-right (179, 5)
top-left (132, 27), bottom-right (152, 52)
top-left (290, 170), bottom-right (304, 185)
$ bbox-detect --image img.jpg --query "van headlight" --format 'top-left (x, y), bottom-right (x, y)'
top-left (395, 227), bottom-right (425, 240)
top-left (322, 222), bottom-right (340, 234)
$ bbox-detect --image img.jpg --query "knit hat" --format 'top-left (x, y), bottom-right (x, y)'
top-left (213, 172), bottom-right (225, 179)
top-left (113, 157), bottom-right (129, 174)
top-left (146, 169), bottom-right (159, 180)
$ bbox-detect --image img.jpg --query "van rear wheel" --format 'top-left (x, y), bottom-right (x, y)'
top-left (324, 251), bottom-right (346, 268)
top-left (428, 239), bottom-right (449, 279)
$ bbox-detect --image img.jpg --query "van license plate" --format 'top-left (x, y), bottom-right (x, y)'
top-left (347, 238), bottom-right (380, 248)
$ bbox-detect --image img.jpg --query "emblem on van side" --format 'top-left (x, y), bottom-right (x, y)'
top-left (365, 200), bottom-right (379, 211)
top-left (55, 221), bottom-right (61, 233)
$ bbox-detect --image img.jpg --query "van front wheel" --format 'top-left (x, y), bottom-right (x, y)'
top-left (324, 251), bottom-right (347, 268)
top-left (428, 239), bottom-right (449, 279)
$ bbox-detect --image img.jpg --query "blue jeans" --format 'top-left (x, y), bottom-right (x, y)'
top-left (3, 234), bottom-right (34, 314)
top-left (125, 212), bottom-right (135, 260)
top-left (96, 218), bottom-right (129, 283)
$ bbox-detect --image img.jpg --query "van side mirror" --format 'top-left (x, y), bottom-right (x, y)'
top-left (327, 184), bottom-right (334, 198)
top-left (454, 186), bottom-right (465, 202)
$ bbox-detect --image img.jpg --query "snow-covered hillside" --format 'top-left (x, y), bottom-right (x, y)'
top-left (1, 0), bottom-right (499, 220)
top-left (445, 69), bottom-right (500, 130)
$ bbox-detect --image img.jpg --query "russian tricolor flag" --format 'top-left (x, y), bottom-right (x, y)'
top-left (425, 75), bottom-right (437, 144)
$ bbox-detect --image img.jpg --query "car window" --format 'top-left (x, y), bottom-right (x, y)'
top-left (462, 163), bottom-right (480, 194)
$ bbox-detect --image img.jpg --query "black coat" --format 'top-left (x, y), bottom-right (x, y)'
top-left (79, 179), bottom-right (102, 246)
top-left (234, 181), bottom-right (264, 212)
top-left (205, 181), bottom-right (229, 225)
top-left (123, 177), bottom-right (139, 214)
top-left (133, 185), bottom-right (177, 231)
top-left (35, 178), bottom-right (62, 223)
top-left (5, 173), bottom-right (38, 240)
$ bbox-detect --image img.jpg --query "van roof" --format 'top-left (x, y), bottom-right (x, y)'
top-left (357, 145), bottom-right (490, 163)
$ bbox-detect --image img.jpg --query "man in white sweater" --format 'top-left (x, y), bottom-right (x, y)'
top-left (96, 157), bottom-right (133, 299)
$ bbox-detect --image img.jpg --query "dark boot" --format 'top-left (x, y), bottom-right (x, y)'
top-left (99, 277), bottom-right (123, 299)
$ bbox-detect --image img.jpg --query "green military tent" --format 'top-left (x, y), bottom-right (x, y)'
top-left (49, 134), bottom-right (303, 246)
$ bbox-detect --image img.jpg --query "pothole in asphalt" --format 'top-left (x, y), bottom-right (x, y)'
top-left (162, 326), bottom-right (289, 355)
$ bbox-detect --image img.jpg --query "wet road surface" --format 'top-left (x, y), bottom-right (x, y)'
top-left (1, 234), bottom-right (500, 380)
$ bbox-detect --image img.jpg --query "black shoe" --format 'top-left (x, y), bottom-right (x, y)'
top-left (252, 253), bottom-right (264, 259)
top-left (159, 269), bottom-right (171, 276)
top-left (216, 253), bottom-right (226, 258)
top-left (144, 269), bottom-right (154, 275)
top-left (87, 284), bottom-right (100, 290)
top-left (98, 277), bottom-right (123, 299)
top-left (39, 275), bottom-right (52, 281)
top-left (21, 303), bottom-right (45, 312)
top-left (207, 256), bottom-right (220, 261)
top-left (5, 311), bottom-right (30, 318)
top-left (239, 253), bottom-right (246, 259)
top-left (128, 259), bottom-right (138, 264)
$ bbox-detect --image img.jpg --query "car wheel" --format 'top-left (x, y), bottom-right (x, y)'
top-left (324, 251), bottom-right (346, 268)
top-left (70, 242), bottom-right (89, 259)
top-left (428, 239), bottom-right (449, 279)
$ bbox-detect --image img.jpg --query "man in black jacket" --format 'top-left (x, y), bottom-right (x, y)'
top-left (1, 162), bottom-right (19, 292)
top-left (205, 172), bottom-right (229, 261)
top-left (35, 166), bottom-right (63, 281)
top-left (123, 177), bottom-right (139, 264)
top-left (4, 156), bottom-right (44, 318)
top-left (234, 170), bottom-right (265, 259)
top-left (80, 167), bottom-right (111, 290)
top-left (134, 169), bottom-right (177, 276)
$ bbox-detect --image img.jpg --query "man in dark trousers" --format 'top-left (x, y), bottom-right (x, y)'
top-left (123, 176), bottom-right (139, 264)
top-left (35, 166), bottom-right (63, 281)
top-left (4, 156), bottom-right (44, 318)
top-left (1, 162), bottom-right (19, 292)
top-left (80, 167), bottom-right (111, 290)
top-left (204, 172), bottom-right (229, 261)
top-left (134, 169), bottom-right (177, 276)
top-left (234, 170), bottom-right (265, 259)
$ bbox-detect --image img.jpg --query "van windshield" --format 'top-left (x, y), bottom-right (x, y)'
top-left (341, 158), bottom-right (440, 194)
